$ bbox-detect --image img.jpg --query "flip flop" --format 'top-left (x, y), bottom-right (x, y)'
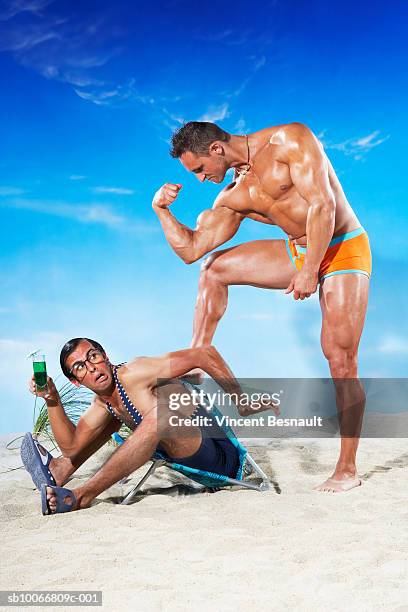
top-left (41, 484), bottom-right (77, 515)
top-left (20, 432), bottom-right (56, 490)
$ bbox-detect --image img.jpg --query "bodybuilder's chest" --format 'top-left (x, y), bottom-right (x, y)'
top-left (228, 164), bottom-right (293, 214)
top-left (251, 158), bottom-right (293, 200)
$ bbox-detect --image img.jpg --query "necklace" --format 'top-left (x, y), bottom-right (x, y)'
top-left (236, 134), bottom-right (251, 176)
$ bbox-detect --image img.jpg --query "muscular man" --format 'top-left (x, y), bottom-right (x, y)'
top-left (152, 121), bottom-right (372, 493)
top-left (22, 338), bottom-right (246, 514)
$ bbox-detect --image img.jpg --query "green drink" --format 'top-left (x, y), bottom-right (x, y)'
top-left (32, 353), bottom-right (47, 390)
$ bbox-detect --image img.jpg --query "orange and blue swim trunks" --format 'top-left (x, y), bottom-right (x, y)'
top-left (286, 227), bottom-right (372, 282)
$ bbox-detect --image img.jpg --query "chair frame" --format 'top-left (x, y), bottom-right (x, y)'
top-left (116, 380), bottom-right (271, 505)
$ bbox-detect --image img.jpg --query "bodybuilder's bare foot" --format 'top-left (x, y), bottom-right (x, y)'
top-left (314, 471), bottom-right (361, 493)
top-left (314, 476), bottom-right (361, 492)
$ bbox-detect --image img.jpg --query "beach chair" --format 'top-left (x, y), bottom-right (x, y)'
top-left (113, 380), bottom-right (271, 505)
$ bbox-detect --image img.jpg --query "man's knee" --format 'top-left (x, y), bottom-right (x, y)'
top-left (326, 348), bottom-right (358, 378)
top-left (199, 252), bottom-right (226, 286)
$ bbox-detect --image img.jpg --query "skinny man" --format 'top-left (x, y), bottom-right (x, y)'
top-left (22, 338), bottom-right (247, 514)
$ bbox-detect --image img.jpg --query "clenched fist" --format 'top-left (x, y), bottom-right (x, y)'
top-left (152, 183), bottom-right (182, 209)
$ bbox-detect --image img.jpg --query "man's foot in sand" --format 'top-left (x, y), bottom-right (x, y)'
top-left (45, 486), bottom-right (76, 513)
top-left (314, 470), bottom-right (361, 493)
top-left (45, 486), bottom-right (91, 513)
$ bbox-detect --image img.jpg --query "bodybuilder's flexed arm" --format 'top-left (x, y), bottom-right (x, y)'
top-left (152, 183), bottom-right (242, 263)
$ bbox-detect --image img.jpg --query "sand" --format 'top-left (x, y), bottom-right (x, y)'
top-left (0, 433), bottom-right (407, 612)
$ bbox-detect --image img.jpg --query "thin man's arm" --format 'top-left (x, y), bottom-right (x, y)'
top-left (50, 398), bottom-right (118, 457)
top-left (152, 184), bottom-right (242, 263)
top-left (29, 375), bottom-right (118, 456)
top-left (280, 123), bottom-right (336, 272)
top-left (59, 399), bottom-right (120, 457)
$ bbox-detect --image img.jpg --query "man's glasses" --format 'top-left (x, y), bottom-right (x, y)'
top-left (69, 349), bottom-right (106, 381)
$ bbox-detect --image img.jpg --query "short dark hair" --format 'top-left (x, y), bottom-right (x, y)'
top-left (60, 337), bottom-right (106, 379)
top-left (170, 121), bottom-right (231, 158)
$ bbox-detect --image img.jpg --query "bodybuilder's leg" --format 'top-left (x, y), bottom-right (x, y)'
top-left (192, 239), bottom-right (294, 347)
top-left (316, 273), bottom-right (369, 492)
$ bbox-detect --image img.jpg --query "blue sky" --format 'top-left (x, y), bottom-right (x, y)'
top-left (0, 0), bottom-right (407, 433)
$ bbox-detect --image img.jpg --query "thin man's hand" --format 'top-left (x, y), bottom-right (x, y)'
top-left (28, 375), bottom-right (59, 402)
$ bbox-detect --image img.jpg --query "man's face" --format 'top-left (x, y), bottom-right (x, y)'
top-left (180, 148), bottom-right (229, 184)
top-left (65, 340), bottom-right (113, 394)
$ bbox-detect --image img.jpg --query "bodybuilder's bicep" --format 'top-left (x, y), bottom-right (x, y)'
top-left (190, 207), bottom-right (242, 260)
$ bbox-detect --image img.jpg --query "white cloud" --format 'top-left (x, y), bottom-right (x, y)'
top-left (0, 4), bottom-right (128, 108)
top-left (199, 103), bottom-right (230, 122)
top-left (42, 64), bottom-right (58, 78)
top-left (228, 76), bottom-right (251, 98)
top-left (252, 55), bottom-right (266, 71)
top-left (0, 186), bottom-right (25, 196)
top-left (73, 78), bottom-right (152, 108)
top-left (69, 175), bottom-right (86, 181)
top-left (354, 132), bottom-right (386, 148)
top-left (92, 186), bottom-right (135, 195)
top-left (1, 197), bottom-right (156, 234)
top-left (195, 28), bottom-right (251, 47)
top-left (322, 130), bottom-right (390, 160)
top-left (235, 118), bottom-right (247, 133)
top-left (378, 335), bottom-right (408, 355)
top-left (0, 0), bottom-right (55, 21)
top-left (78, 204), bottom-right (125, 226)
top-left (162, 107), bottom-right (185, 127)
top-left (67, 54), bottom-right (112, 69)
top-left (73, 88), bottom-right (117, 106)
top-left (196, 29), bottom-right (233, 43)
top-left (0, 5), bottom-right (167, 119)
top-left (58, 72), bottom-right (105, 88)
top-left (225, 56), bottom-right (266, 100)
top-left (0, 23), bottom-right (60, 52)
top-left (13, 198), bottom-right (124, 227)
